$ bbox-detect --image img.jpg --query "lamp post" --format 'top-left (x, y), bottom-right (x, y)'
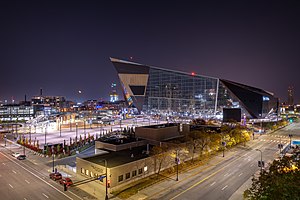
top-left (70, 115), bottom-right (72, 131)
top-left (59, 119), bottom-right (62, 137)
top-left (105, 159), bottom-right (108, 200)
top-left (84, 119), bottom-right (86, 134)
top-left (256, 149), bottom-right (263, 174)
top-left (99, 159), bottom-right (109, 200)
top-left (222, 141), bottom-right (226, 157)
top-left (44, 124), bottom-right (47, 151)
top-left (288, 134), bottom-right (293, 147)
top-left (76, 123), bottom-right (78, 142)
top-left (175, 150), bottom-right (179, 181)
top-left (52, 145), bottom-right (55, 172)
top-left (29, 125), bottom-right (31, 143)
top-left (4, 135), bottom-right (6, 147)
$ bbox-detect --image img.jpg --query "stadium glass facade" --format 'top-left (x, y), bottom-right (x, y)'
top-left (111, 58), bottom-right (278, 119)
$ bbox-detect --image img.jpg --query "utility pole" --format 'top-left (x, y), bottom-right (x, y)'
top-left (44, 124), bottom-right (47, 152)
top-left (105, 159), bottom-right (108, 200)
top-left (76, 123), bottom-right (78, 142)
top-left (288, 134), bottom-right (293, 147)
top-left (176, 150), bottom-right (179, 181)
top-left (256, 149), bottom-right (263, 174)
top-left (52, 145), bottom-right (55, 172)
top-left (84, 119), bottom-right (86, 134)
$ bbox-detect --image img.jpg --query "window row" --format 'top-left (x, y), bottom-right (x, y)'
top-left (118, 168), bottom-right (144, 182)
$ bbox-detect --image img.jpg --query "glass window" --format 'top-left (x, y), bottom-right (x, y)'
top-left (118, 175), bottom-right (123, 182)
top-left (86, 169), bottom-right (89, 176)
top-left (132, 170), bottom-right (137, 177)
top-left (81, 168), bottom-right (85, 174)
top-left (126, 172), bottom-right (130, 179)
top-left (138, 168), bottom-right (143, 174)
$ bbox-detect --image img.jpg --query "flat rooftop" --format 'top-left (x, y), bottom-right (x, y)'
top-left (82, 145), bottom-right (152, 168)
top-left (142, 123), bottom-right (178, 129)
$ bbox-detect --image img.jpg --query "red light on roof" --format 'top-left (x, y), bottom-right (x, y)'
top-left (191, 72), bottom-right (195, 76)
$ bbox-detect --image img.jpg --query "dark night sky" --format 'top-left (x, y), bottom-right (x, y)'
top-left (1, 0), bottom-right (300, 103)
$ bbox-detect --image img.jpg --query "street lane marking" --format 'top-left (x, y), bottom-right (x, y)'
top-left (9, 184), bottom-right (13, 188)
top-left (42, 193), bottom-right (49, 198)
top-left (224, 173), bottom-right (228, 177)
top-left (210, 182), bottom-right (216, 186)
top-left (238, 173), bottom-right (243, 177)
top-left (25, 180), bottom-right (30, 184)
top-left (24, 198), bottom-right (27, 200)
top-left (0, 152), bottom-right (74, 200)
top-left (221, 185), bottom-right (228, 190)
top-left (12, 170), bottom-right (17, 174)
top-left (250, 164), bottom-right (254, 167)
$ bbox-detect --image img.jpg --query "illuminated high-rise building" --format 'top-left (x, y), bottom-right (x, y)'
top-left (110, 83), bottom-right (119, 102)
top-left (287, 86), bottom-right (294, 106)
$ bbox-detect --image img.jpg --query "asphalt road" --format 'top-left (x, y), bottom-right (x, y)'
top-left (153, 122), bottom-right (300, 200)
top-left (0, 148), bottom-right (84, 200)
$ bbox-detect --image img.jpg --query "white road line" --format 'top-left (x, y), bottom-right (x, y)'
top-left (221, 185), bottom-right (228, 190)
top-left (9, 184), bottom-right (13, 188)
top-left (238, 173), bottom-right (243, 177)
top-left (0, 152), bottom-right (74, 200)
top-left (24, 198), bottom-right (27, 200)
top-left (224, 173), bottom-right (228, 177)
top-left (210, 182), bottom-right (216, 186)
top-left (42, 193), bottom-right (49, 198)
top-left (25, 180), bottom-right (30, 184)
top-left (250, 163), bottom-right (254, 167)
top-left (12, 170), bottom-right (17, 174)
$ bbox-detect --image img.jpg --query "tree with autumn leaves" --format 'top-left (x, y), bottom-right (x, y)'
top-left (244, 155), bottom-right (300, 200)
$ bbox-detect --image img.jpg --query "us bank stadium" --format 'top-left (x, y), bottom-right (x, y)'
top-left (110, 58), bottom-right (278, 120)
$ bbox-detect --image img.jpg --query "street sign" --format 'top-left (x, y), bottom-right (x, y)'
top-left (98, 175), bottom-right (106, 181)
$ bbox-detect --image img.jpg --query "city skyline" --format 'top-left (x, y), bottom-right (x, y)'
top-left (1, 1), bottom-right (300, 103)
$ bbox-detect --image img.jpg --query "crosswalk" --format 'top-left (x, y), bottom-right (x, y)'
top-left (259, 139), bottom-right (289, 143)
top-left (269, 135), bottom-right (290, 139)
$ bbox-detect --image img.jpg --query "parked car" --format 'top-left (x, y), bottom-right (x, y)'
top-left (59, 178), bottom-right (73, 186)
top-left (49, 172), bottom-right (62, 181)
top-left (12, 152), bottom-right (20, 158)
top-left (17, 155), bottom-right (26, 160)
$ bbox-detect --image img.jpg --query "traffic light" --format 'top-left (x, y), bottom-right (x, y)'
top-left (107, 180), bottom-right (111, 188)
top-left (258, 161), bottom-right (265, 167)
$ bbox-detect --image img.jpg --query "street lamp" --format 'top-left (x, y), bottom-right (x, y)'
top-left (52, 145), bottom-right (55, 172)
top-left (99, 159), bottom-right (109, 200)
top-left (4, 135), bottom-right (6, 146)
top-left (84, 119), bottom-right (86, 134)
top-left (76, 123), bottom-right (78, 142)
top-left (44, 124), bottom-right (47, 151)
top-left (29, 125), bottom-right (32, 143)
top-left (175, 150), bottom-right (179, 181)
top-left (288, 134), bottom-right (293, 147)
top-left (256, 149), bottom-right (263, 174)
top-left (59, 120), bottom-right (62, 137)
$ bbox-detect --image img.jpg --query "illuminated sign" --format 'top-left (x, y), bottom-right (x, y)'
top-left (263, 96), bottom-right (270, 101)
